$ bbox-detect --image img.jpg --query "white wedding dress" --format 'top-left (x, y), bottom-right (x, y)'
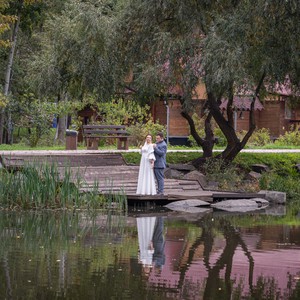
top-left (136, 143), bottom-right (157, 195)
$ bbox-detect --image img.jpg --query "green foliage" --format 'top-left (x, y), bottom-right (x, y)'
top-left (234, 153), bottom-right (300, 176)
top-left (0, 0), bottom-right (17, 47)
top-left (259, 172), bottom-right (300, 199)
top-left (214, 127), bottom-right (227, 147)
top-left (127, 118), bottom-right (165, 146)
top-left (75, 96), bottom-right (165, 147)
top-left (99, 98), bottom-right (150, 126)
top-left (122, 151), bottom-right (201, 165)
top-left (0, 163), bottom-right (81, 209)
top-left (0, 91), bottom-right (8, 107)
top-left (187, 113), bottom-right (227, 147)
top-left (0, 162), bottom-right (127, 210)
top-left (9, 93), bottom-right (56, 146)
top-left (235, 152), bottom-right (300, 198)
top-left (203, 158), bottom-right (243, 191)
top-left (275, 129), bottom-right (300, 146)
top-left (116, 0), bottom-right (300, 161)
top-left (237, 128), bottom-right (272, 147)
top-left (123, 151), bottom-right (300, 196)
top-left (28, 0), bottom-right (118, 99)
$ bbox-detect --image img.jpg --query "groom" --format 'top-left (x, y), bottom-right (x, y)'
top-left (153, 132), bottom-right (167, 195)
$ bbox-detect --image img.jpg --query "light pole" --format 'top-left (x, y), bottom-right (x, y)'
top-left (163, 98), bottom-right (169, 145)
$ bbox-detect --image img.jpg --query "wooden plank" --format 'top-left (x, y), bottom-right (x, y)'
top-left (1, 153), bottom-right (127, 169)
top-left (83, 125), bottom-right (126, 129)
top-left (85, 134), bottom-right (129, 138)
top-left (168, 191), bottom-right (214, 199)
top-left (84, 130), bottom-right (128, 134)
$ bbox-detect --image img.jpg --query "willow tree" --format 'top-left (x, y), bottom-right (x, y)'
top-left (0, 0), bottom-right (42, 144)
top-left (202, 0), bottom-right (300, 161)
top-left (0, 0), bottom-right (16, 47)
top-left (28, 0), bottom-right (118, 142)
top-left (0, 0), bottom-right (16, 143)
top-left (116, 0), bottom-right (300, 163)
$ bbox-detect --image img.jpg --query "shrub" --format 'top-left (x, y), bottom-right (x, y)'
top-left (259, 172), bottom-right (300, 199)
top-left (187, 113), bottom-right (227, 147)
top-left (99, 98), bottom-right (150, 126)
top-left (275, 129), bottom-right (300, 146)
top-left (10, 95), bottom-right (56, 147)
top-left (127, 119), bottom-right (165, 146)
top-left (249, 128), bottom-right (272, 146)
top-left (203, 158), bottom-right (242, 191)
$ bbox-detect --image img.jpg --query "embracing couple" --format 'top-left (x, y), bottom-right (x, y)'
top-left (136, 132), bottom-right (167, 196)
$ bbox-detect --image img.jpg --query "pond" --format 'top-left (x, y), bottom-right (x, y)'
top-left (0, 205), bottom-right (299, 300)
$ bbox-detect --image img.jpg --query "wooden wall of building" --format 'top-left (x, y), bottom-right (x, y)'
top-left (152, 99), bottom-right (205, 137)
top-left (256, 101), bottom-right (285, 137)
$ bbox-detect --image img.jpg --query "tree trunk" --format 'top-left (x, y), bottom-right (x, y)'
top-left (207, 72), bottom-right (265, 162)
top-left (0, 13), bottom-right (21, 144)
top-left (180, 110), bottom-right (215, 157)
top-left (206, 91), bottom-right (240, 159)
top-left (55, 92), bottom-right (68, 144)
top-left (56, 115), bottom-right (67, 144)
top-left (180, 102), bottom-right (217, 169)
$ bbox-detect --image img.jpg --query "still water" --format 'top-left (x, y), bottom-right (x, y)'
top-left (0, 206), bottom-right (299, 300)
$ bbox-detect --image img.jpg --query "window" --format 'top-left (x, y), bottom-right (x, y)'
top-left (285, 99), bottom-right (292, 119)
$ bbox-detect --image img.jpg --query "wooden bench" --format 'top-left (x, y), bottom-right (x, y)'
top-left (82, 125), bottom-right (130, 150)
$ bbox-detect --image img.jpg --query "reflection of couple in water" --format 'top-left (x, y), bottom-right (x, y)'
top-left (137, 217), bottom-right (165, 269)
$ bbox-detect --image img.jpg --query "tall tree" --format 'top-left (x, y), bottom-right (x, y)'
top-left (28, 0), bottom-right (118, 142)
top-left (0, 0), bottom-right (16, 47)
top-left (0, 0), bottom-right (42, 144)
top-left (115, 0), bottom-right (300, 163)
top-left (202, 0), bottom-right (300, 161)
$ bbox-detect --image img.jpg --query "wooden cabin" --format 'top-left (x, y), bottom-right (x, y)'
top-left (76, 81), bottom-right (300, 145)
top-left (151, 83), bottom-right (300, 144)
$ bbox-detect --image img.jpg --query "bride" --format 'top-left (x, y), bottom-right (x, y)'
top-left (136, 134), bottom-right (157, 195)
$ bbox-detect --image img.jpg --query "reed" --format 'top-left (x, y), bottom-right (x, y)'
top-left (0, 162), bottom-right (127, 210)
top-left (102, 178), bottom-right (128, 211)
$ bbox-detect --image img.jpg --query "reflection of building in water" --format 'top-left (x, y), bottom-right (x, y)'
top-left (145, 224), bottom-right (300, 298)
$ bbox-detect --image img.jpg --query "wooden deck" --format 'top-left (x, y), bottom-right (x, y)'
top-left (0, 152), bottom-right (215, 203)
top-left (0, 152), bottom-right (264, 204)
top-left (77, 165), bottom-right (212, 202)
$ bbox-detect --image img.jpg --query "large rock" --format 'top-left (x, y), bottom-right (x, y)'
top-left (211, 198), bottom-right (268, 212)
top-left (165, 199), bottom-right (211, 208)
top-left (168, 163), bottom-right (196, 172)
top-left (264, 205), bottom-right (286, 216)
top-left (294, 163), bottom-right (300, 173)
top-left (183, 170), bottom-right (208, 188)
top-left (248, 171), bottom-right (262, 180)
top-left (251, 164), bottom-right (269, 173)
top-left (206, 181), bottom-right (219, 190)
top-left (165, 199), bottom-right (211, 213)
top-left (259, 190), bottom-right (286, 204)
top-left (166, 206), bottom-right (212, 214)
top-left (164, 168), bottom-right (184, 179)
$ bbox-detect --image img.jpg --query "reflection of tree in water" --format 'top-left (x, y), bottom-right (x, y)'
top-left (202, 218), bottom-right (254, 300)
top-left (175, 217), bottom-right (298, 300)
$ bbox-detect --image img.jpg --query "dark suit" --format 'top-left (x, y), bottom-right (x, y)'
top-left (153, 140), bottom-right (167, 194)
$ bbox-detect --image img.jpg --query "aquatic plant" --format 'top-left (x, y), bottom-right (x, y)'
top-left (0, 162), bottom-right (127, 210)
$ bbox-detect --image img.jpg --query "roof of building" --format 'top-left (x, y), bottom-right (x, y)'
top-left (220, 97), bottom-right (264, 111)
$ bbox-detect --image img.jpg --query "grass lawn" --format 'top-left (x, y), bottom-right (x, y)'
top-left (1, 142), bottom-right (300, 151)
